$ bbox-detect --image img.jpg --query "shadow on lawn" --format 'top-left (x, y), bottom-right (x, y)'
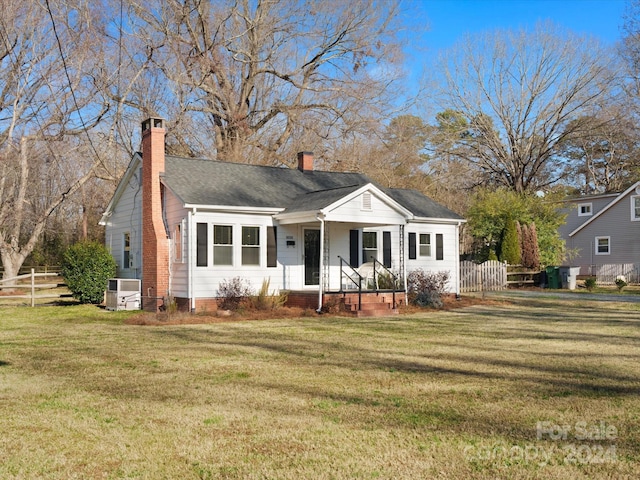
top-left (157, 318), bottom-right (640, 400)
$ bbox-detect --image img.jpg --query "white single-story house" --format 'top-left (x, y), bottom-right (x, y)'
top-left (100, 118), bottom-right (465, 313)
top-left (558, 181), bottom-right (640, 276)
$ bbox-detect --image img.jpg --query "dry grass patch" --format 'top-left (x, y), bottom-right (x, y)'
top-left (0, 297), bottom-right (639, 478)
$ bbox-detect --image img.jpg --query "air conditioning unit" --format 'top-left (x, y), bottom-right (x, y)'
top-left (106, 278), bottom-right (141, 311)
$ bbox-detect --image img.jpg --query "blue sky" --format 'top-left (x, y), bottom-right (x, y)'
top-left (397, 0), bottom-right (629, 107)
top-left (411, 0), bottom-right (627, 52)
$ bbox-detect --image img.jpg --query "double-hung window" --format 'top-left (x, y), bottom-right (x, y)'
top-left (595, 236), bottom-right (610, 255)
top-left (242, 226), bottom-right (260, 265)
top-left (362, 231), bottom-right (377, 263)
top-left (173, 223), bottom-right (183, 262)
top-left (419, 234), bottom-right (431, 257)
top-left (214, 225), bottom-right (233, 265)
top-left (632, 196), bottom-right (640, 221)
top-left (123, 232), bottom-right (131, 269)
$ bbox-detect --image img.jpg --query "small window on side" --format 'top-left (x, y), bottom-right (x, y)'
top-left (595, 236), bottom-right (610, 255)
top-left (123, 232), bottom-right (131, 269)
top-left (578, 203), bottom-right (592, 217)
top-left (631, 196), bottom-right (640, 221)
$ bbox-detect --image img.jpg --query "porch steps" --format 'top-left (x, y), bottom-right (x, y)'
top-left (340, 292), bottom-right (399, 317)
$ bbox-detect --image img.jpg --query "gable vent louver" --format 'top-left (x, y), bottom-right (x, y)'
top-left (362, 192), bottom-right (372, 210)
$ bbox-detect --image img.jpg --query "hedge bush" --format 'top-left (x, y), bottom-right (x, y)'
top-left (62, 241), bottom-right (116, 304)
top-left (407, 269), bottom-right (450, 308)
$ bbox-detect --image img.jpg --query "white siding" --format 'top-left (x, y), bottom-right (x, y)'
top-left (325, 192), bottom-right (407, 225)
top-left (558, 195), bottom-right (618, 240)
top-left (189, 212), bottom-right (283, 298)
top-left (405, 223), bottom-right (460, 294)
top-left (163, 189), bottom-right (190, 297)
top-left (104, 168), bottom-right (142, 279)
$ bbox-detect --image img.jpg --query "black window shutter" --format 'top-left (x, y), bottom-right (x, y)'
top-left (349, 229), bottom-right (360, 267)
top-left (436, 233), bottom-right (444, 260)
top-left (383, 231), bottom-right (391, 268)
top-left (196, 223), bottom-right (208, 266)
top-left (408, 232), bottom-right (416, 260)
top-left (267, 226), bottom-right (277, 267)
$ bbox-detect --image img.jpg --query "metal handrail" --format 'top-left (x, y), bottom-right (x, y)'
top-left (338, 256), bottom-right (362, 311)
top-left (371, 257), bottom-right (399, 309)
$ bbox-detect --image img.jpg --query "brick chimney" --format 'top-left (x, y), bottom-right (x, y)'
top-left (297, 151), bottom-right (314, 172)
top-left (141, 117), bottom-right (169, 312)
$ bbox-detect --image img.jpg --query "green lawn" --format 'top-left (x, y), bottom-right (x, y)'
top-left (1, 296), bottom-right (639, 479)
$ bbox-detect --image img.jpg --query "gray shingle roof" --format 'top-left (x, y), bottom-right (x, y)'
top-left (163, 156), bottom-right (462, 220)
top-left (384, 188), bottom-right (464, 220)
top-left (164, 156), bottom-right (368, 208)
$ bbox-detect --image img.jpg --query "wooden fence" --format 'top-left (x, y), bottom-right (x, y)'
top-left (0, 269), bottom-right (70, 306)
top-left (460, 260), bottom-right (507, 293)
top-left (595, 264), bottom-right (640, 285)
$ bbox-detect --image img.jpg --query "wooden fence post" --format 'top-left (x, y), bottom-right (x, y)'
top-left (31, 268), bottom-right (35, 307)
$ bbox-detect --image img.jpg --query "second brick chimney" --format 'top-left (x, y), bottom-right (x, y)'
top-left (141, 117), bottom-right (169, 312)
top-left (297, 151), bottom-right (314, 172)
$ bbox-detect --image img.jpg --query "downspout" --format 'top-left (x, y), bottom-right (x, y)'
top-left (455, 221), bottom-right (462, 298)
top-left (316, 214), bottom-right (325, 313)
top-left (189, 208), bottom-right (196, 313)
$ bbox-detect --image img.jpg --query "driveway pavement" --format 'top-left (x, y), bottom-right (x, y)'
top-left (479, 289), bottom-right (640, 304)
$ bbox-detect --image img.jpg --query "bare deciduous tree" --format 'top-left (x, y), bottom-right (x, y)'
top-left (127, 0), bottom-right (405, 165)
top-left (558, 106), bottom-right (640, 194)
top-left (0, 0), bottom-right (107, 283)
top-left (427, 23), bottom-right (621, 193)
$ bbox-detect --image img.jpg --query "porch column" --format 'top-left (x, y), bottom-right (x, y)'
top-left (316, 215), bottom-right (326, 312)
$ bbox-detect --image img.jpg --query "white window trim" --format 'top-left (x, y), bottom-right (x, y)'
top-left (213, 224), bottom-right (234, 266)
top-left (631, 195), bottom-right (640, 221)
top-left (578, 202), bottom-right (592, 217)
top-left (595, 236), bottom-right (610, 256)
top-left (123, 232), bottom-right (131, 269)
top-left (419, 233), bottom-right (432, 257)
top-left (241, 225), bottom-right (261, 266)
top-left (173, 221), bottom-right (185, 263)
top-left (362, 230), bottom-right (377, 263)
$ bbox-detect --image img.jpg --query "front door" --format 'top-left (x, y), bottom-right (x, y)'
top-left (304, 229), bottom-right (320, 286)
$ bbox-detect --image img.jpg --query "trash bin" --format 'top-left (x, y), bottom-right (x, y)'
top-left (559, 266), bottom-right (581, 290)
top-left (539, 270), bottom-right (548, 288)
top-left (546, 266), bottom-right (560, 289)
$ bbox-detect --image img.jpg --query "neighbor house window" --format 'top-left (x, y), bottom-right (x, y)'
top-left (362, 231), bottom-right (377, 263)
top-left (632, 196), bottom-right (640, 221)
top-left (214, 225), bottom-right (233, 265)
top-left (578, 203), bottom-right (592, 216)
top-left (123, 232), bottom-right (131, 269)
top-left (595, 236), bottom-right (610, 255)
top-left (419, 234), bottom-right (431, 257)
top-left (242, 226), bottom-right (260, 265)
